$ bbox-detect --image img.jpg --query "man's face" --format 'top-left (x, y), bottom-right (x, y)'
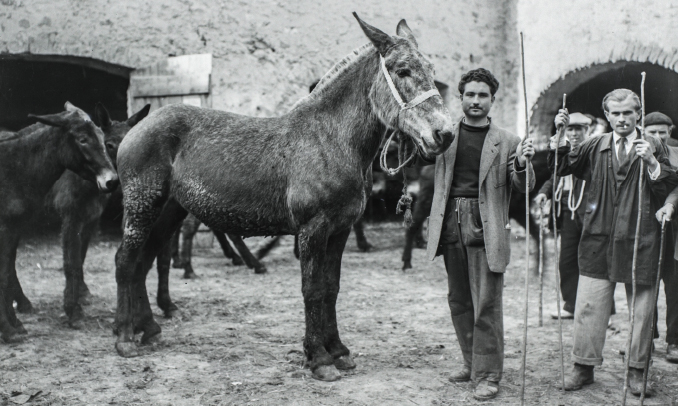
top-left (604, 97), bottom-right (640, 137)
top-left (646, 124), bottom-right (672, 141)
top-left (566, 124), bottom-right (589, 145)
top-left (460, 81), bottom-right (494, 119)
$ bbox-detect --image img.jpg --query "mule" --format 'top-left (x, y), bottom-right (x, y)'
top-left (0, 102), bottom-right (118, 343)
top-left (112, 15), bottom-right (453, 381)
top-left (44, 103), bottom-right (150, 329)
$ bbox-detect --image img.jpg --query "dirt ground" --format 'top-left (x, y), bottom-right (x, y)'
top-left (1, 222), bottom-right (677, 405)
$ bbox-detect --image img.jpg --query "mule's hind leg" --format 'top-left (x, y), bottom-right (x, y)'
top-left (77, 219), bottom-right (98, 305)
top-left (322, 229), bottom-right (354, 370)
top-left (352, 218), bottom-right (372, 252)
top-left (170, 228), bottom-right (182, 268)
top-left (298, 219), bottom-right (339, 381)
top-left (61, 216), bottom-right (88, 328)
top-left (179, 214), bottom-right (200, 279)
top-left (0, 230), bottom-right (25, 342)
top-left (213, 232), bottom-right (244, 266)
top-left (228, 234), bottom-right (267, 274)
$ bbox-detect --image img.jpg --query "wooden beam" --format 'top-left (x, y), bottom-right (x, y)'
top-left (130, 74), bottom-right (210, 97)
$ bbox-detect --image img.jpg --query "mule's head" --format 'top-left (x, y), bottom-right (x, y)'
top-left (354, 13), bottom-right (454, 157)
top-left (29, 102), bottom-right (118, 192)
top-left (95, 102), bottom-right (151, 165)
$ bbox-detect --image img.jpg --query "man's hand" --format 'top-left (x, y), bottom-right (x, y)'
top-left (517, 138), bottom-right (535, 166)
top-left (534, 193), bottom-right (548, 207)
top-left (554, 109), bottom-right (569, 129)
top-left (656, 203), bottom-right (675, 223)
top-left (633, 139), bottom-right (659, 172)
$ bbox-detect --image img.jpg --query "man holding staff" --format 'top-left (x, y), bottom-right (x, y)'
top-left (549, 89), bottom-right (677, 395)
top-left (417, 68), bottom-right (535, 400)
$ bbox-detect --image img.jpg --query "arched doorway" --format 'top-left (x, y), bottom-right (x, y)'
top-left (0, 54), bottom-right (131, 130)
top-left (530, 62), bottom-right (678, 146)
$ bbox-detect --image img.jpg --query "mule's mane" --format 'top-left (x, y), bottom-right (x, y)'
top-left (292, 42), bottom-right (375, 109)
top-left (0, 123), bottom-right (46, 143)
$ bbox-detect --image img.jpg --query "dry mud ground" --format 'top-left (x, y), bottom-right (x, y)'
top-left (1, 222), bottom-right (677, 406)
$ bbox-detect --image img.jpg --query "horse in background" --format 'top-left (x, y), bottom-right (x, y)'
top-left (112, 15), bottom-right (453, 382)
top-left (0, 102), bottom-right (118, 343)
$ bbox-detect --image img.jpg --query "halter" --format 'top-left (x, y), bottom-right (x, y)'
top-left (378, 54), bottom-right (441, 228)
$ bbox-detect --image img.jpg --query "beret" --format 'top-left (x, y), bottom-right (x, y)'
top-left (645, 112), bottom-right (673, 127)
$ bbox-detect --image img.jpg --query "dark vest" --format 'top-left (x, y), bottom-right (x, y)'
top-left (610, 138), bottom-right (632, 189)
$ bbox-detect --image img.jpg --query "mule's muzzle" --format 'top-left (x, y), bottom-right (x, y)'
top-left (421, 128), bottom-right (454, 156)
top-left (97, 171), bottom-right (119, 192)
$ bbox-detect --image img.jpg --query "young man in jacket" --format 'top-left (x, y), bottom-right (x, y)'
top-left (549, 89), bottom-right (678, 396)
top-left (419, 68), bottom-right (535, 400)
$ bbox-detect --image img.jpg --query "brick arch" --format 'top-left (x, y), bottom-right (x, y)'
top-left (529, 44), bottom-right (678, 148)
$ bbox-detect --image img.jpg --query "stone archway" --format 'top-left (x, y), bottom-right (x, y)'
top-left (529, 60), bottom-right (678, 148)
top-left (0, 54), bottom-right (131, 130)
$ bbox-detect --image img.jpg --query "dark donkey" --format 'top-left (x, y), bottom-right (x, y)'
top-left (0, 102), bottom-right (118, 343)
top-left (112, 15), bottom-right (453, 381)
top-left (45, 103), bottom-right (149, 329)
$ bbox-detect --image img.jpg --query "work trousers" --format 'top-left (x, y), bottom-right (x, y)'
top-left (441, 197), bottom-right (504, 382)
top-left (572, 275), bottom-right (655, 369)
top-left (661, 224), bottom-right (678, 345)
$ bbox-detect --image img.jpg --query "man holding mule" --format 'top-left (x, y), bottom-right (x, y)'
top-left (418, 68), bottom-right (535, 400)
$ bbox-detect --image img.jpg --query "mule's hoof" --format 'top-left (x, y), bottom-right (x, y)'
top-left (116, 341), bottom-right (139, 357)
top-left (334, 355), bottom-right (356, 370)
top-left (15, 323), bottom-right (28, 336)
top-left (16, 300), bottom-right (34, 314)
top-left (69, 318), bottom-right (85, 330)
top-left (357, 242), bottom-right (373, 252)
top-left (142, 332), bottom-right (163, 346)
top-left (171, 260), bottom-right (184, 269)
top-left (254, 265), bottom-right (267, 274)
top-left (183, 271), bottom-right (198, 280)
top-left (231, 257), bottom-right (244, 266)
top-left (2, 330), bottom-right (26, 344)
top-left (312, 365), bottom-right (342, 381)
top-left (78, 292), bottom-right (93, 306)
top-left (402, 261), bottom-right (412, 271)
top-left (162, 303), bottom-right (180, 319)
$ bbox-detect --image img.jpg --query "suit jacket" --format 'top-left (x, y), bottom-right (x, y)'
top-left (550, 131), bottom-right (678, 285)
top-left (424, 120), bottom-right (535, 273)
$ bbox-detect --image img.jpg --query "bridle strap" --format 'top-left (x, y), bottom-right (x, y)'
top-left (379, 55), bottom-right (440, 111)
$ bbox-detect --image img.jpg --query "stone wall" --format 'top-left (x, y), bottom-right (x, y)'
top-left (0, 0), bottom-right (519, 131)
top-left (517, 0), bottom-right (678, 139)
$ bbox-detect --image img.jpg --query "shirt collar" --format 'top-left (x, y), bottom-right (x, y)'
top-left (613, 128), bottom-right (639, 145)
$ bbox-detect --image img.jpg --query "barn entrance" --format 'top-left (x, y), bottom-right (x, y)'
top-left (0, 55), bottom-right (131, 130)
top-left (530, 62), bottom-right (678, 147)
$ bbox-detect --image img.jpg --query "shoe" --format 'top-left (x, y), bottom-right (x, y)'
top-left (559, 364), bottom-right (594, 391)
top-left (473, 380), bottom-right (499, 400)
top-left (619, 342), bottom-right (655, 356)
top-left (667, 344), bottom-right (678, 363)
top-left (628, 367), bottom-right (654, 397)
top-left (448, 366), bottom-right (471, 382)
top-left (551, 309), bottom-right (574, 320)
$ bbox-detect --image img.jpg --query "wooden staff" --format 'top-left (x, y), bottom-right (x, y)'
top-left (519, 31), bottom-right (533, 406)
top-left (640, 219), bottom-right (666, 405)
top-left (538, 202), bottom-right (545, 327)
top-left (552, 93), bottom-right (567, 392)
top-left (622, 71), bottom-right (646, 406)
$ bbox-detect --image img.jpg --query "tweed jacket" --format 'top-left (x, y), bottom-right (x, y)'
top-left (423, 120), bottom-right (535, 273)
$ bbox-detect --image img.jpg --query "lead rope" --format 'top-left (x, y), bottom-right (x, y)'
top-left (567, 177), bottom-right (586, 220)
top-left (379, 128), bottom-right (416, 228)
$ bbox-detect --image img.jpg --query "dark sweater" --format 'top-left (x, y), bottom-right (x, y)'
top-left (450, 120), bottom-right (489, 197)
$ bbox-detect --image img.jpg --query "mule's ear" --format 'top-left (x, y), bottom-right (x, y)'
top-left (353, 12), bottom-right (395, 56)
top-left (396, 19), bottom-right (418, 49)
top-left (28, 113), bottom-right (69, 128)
top-left (95, 102), bottom-right (112, 129)
top-left (64, 101), bottom-right (92, 122)
top-left (127, 104), bottom-right (151, 127)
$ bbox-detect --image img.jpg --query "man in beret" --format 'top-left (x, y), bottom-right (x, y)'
top-left (650, 111), bottom-right (678, 364)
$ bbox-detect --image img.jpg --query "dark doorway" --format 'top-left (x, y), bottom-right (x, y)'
top-left (0, 55), bottom-right (131, 130)
top-left (530, 61), bottom-right (678, 145)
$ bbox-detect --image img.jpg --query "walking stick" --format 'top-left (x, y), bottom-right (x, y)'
top-left (552, 93), bottom-right (567, 392)
top-left (622, 71), bottom-right (647, 406)
top-left (538, 202), bottom-right (545, 327)
top-left (519, 32), bottom-right (531, 406)
top-left (640, 219), bottom-right (666, 405)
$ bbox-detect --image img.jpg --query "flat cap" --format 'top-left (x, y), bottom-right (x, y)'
top-left (645, 112), bottom-right (673, 127)
top-left (568, 112), bottom-right (592, 126)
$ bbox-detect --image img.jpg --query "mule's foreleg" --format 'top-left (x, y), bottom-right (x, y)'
top-left (228, 234), bottom-right (266, 274)
top-left (61, 218), bottom-right (87, 328)
top-left (214, 232), bottom-right (244, 266)
top-left (77, 219), bottom-right (98, 305)
top-left (298, 219), bottom-right (339, 381)
top-left (156, 242), bottom-right (179, 318)
top-left (170, 229), bottom-right (182, 268)
top-left (352, 218), bottom-right (372, 252)
top-left (179, 214), bottom-right (200, 279)
top-left (322, 229), bottom-right (354, 370)
top-left (0, 230), bottom-right (25, 343)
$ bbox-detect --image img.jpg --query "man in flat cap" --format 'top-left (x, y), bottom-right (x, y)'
top-left (550, 89), bottom-right (678, 395)
top-left (646, 112), bottom-right (678, 147)
top-left (535, 113), bottom-right (616, 320)
top-left (651, 111), bottom-right (678, 364)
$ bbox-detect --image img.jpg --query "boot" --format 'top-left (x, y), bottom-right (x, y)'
top-left (559, 363), bottom-right (594, 391)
